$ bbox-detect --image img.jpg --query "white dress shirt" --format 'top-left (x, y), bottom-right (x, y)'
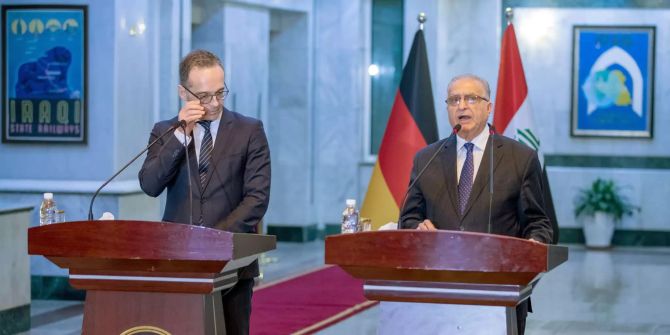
top-left (173, 112), bottom-right (222, 163)
top-left (456, 125), bottom-right (490, 184)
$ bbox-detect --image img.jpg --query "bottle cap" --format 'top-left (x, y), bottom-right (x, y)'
top-left (43, 193), bottom-right (53, 200)
top-left (346, 199), bottom-right (356, 207)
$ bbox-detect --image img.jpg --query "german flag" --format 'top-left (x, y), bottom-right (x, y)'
top-left (361, 29), bottom-right (438, 229)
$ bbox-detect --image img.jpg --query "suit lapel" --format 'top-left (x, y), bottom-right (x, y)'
top-left (438, 136), bottom-right (459, 217)
top-left (201, 109), bottom-right (235, 193)
top-left (462, 136), bottom-right (504, 218)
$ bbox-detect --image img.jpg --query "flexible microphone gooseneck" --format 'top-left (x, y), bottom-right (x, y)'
top-left (181, 123), bottom-right (194, 226)
top-left (398, 124), bottom-right (462, 225)
top-left (487, 124), bottom-right (496, 234)
top-left (88, 120), bottom-right (185, 220)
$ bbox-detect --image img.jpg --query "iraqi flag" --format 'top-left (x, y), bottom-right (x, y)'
top-left (493, 23), bottom-right (560, 243)
top-left (361, 29), bottom-right (438, 229)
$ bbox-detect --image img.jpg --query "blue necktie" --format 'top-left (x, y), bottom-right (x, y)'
top-left (198, 120), bottom-right (213, 188)
top-left (458, 142), bottom-right (474, 215)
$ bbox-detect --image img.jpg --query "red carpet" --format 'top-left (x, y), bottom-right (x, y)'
top-left (250, 265), bottom-right (377, 335)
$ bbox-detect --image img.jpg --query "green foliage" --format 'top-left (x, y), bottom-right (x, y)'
top-left (574, 178), bottom-right (639, 222)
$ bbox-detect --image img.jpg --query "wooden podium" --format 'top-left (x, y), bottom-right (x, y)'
top-left (28, 220), bottom-right (276, 335)
top-left (325, 230), bottom-right (567, 335)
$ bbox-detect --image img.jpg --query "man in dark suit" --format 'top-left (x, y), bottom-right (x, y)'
top-left (399, 74), bottom-right (552, 334)
top-left (139, 50), bottom-right (271, 335)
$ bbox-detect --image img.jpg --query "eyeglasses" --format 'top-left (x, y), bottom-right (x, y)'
top-left (182, 83), bottom-right (229, 104)
top-left (445, 94), bottom-right (489, 107)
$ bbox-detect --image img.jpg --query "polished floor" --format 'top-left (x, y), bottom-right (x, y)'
top-left (21, 242), bottom-right (670, 334)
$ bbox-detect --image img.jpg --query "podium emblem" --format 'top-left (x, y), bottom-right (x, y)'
top-left (120, 326), bottom-right (171, 335)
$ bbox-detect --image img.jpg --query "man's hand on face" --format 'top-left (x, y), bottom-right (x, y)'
top-left (417, 219), bottom-right (437, 231)
top-left (177, 100), bottom-right (205, 136)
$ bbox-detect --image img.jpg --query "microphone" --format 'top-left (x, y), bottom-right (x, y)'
top-left (399, 124), bottom-right (462, 225)
top-left (181, 123), bottom-right (194, 226)
top-left (487, 124), bottom-right (496, 234)
top-left (87, 120), bottom-right (185, 220)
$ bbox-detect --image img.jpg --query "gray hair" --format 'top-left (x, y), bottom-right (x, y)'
top-left (447, 74), bottom-right (491, 99)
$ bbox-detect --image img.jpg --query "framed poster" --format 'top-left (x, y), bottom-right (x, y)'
top-left (2, 5), bottom-right (87, 143)
top-left (571, 26), bottom-right (654, 138)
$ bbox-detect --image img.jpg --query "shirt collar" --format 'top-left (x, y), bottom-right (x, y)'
top-left (199, 110), bottom-right (223, 130)
top-left (211, 110), bottom-right (222, 129)
top-left (457, 124), bottom-right (490, 151)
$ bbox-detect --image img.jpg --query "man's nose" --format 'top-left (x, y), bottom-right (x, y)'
top-left (457, 97), bottom-right (469, 109)
top-left (210, 97), bottom-right (221, 107)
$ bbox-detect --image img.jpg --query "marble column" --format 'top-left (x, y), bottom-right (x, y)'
top-left (0, 206), bottom-right (32, 333)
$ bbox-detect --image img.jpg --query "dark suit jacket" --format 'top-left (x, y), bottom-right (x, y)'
top-left (399, 133), bottom-right (552, 243)
top-left (139, 108), bottom-right (271, 279)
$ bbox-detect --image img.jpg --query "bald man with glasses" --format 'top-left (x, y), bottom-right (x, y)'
top-left (399, 74), bottom-right (552, 334)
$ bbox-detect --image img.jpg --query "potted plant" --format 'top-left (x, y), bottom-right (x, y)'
top-left (574, 178), bottom-right (638, 248)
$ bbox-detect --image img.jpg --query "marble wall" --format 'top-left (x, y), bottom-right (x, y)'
top-left (0, 0), bottom-right (180, 202)
top-left (548, 167), bottom-right (664, 230)
top-left (190, 0), bottom-right (316, 228)
top-left (513, 8), bottom-right (670, 156)
top-left (192, 3), bottom-right (226, 60)
top-left (0, 0), bottom-right (178, 276)
top-left (356, 0), bottom-right (505, 221)
top-left (0, 206), bottom-right (31, 332)
top-left (115, 0), bottom-right (163, 181)
top-left (510, 7), bottom-right (670, 229)
top-left (313, 0), bottom-right (370, 226)
top-left (387, 2), bottom-right (670, 231)
top-left (0, 0), bottom-right (116, 181)
top-left (190, 0), bottom-right (367, 229)
top-left (222, 4), bottom-right (270, 120)
top-left (0, 207), bottom-right (31, 311)
top-left (1, 0), bottom-right (669, 245)
top-left (403, 0), bottom-right (503, 137)
top-left (157, 0), bottom-right (182, 122)
top-left (266, 9), bottom-right (312, 226)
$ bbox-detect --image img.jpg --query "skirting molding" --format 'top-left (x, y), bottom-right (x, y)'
top-left (558, 227), bottom-right (670, 246)
top-left (31, 276), bottom-right (85, 301)
top-left (0, 304), bottom-right (30, 334)
top-left (266, 224), bottom-right (321, 242)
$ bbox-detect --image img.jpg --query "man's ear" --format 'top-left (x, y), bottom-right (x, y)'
top-left (177, 85), bottom-right (187, 102)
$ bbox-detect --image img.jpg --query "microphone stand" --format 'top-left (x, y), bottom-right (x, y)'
top-left (487, 124), bottom-right (496, 234)
top-left (181, 123), bottom-right (194, 226)
top-left (88, 120), bottom-right (184, 220)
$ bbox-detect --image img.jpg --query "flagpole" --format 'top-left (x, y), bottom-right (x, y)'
top-left (505, 7), bottom-right (513, 26)
top-left (417, 12), bottom-right (426, 30)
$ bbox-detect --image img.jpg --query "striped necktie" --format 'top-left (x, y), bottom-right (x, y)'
top-left (198, 120), bottom-right (213, 188)
top-left (458, 142), bottom-right (474, 215)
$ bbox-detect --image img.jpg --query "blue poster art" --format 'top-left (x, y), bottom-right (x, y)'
top-left (571, 26), bottom-right (654, 138)
top-left (2, 6), bottom-right (87, 142)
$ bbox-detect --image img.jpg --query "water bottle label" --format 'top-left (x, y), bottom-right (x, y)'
top-left (341, 213), bottom-right (358, 233)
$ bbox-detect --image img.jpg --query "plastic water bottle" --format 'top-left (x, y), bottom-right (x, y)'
top-left (39, 193), bottom-right (57, 226)
top-left (341, 199), bottom-right (359, 234)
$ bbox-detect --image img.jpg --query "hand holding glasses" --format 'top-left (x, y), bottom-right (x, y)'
top-left (177, 83), bottom-right (229, 135)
